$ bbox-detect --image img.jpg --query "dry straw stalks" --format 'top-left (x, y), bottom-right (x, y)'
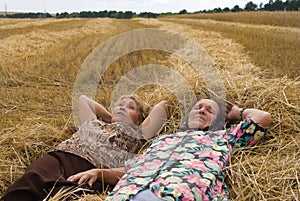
top-left (1, 15), bottom-right (299, 201)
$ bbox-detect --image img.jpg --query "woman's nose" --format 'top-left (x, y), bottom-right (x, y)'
top-left (199, 107), bottom-right (205, 114)
top-left (119, 106), bottom-right (125, 111)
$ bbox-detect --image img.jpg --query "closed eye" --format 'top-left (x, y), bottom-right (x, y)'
top-left (128, 104), bottom-right (136, 110)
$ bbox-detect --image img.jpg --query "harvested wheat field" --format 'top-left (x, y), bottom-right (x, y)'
top-left (1, 12), bottom-right (299, 201)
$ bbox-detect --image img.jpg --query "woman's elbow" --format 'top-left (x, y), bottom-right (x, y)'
top-left (78, 95), bottom-right (88, 103)
top-left (158, 100), bottom-right (169, 113)
top-left (261, 111), bottom-right (272, 128)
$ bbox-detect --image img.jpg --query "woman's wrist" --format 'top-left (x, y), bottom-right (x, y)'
top-left (239, 108), bottom-right (248, 121)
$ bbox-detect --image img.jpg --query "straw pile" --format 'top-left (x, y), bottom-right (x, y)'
top-left (0, 17), bottom-right (299, 201)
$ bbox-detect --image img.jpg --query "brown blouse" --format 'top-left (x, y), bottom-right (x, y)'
top-left (52, 119), bottom-right (146, 168)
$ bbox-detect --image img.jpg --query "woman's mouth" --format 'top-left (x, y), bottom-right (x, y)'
top-left (115, 111), bottom-right (125, 116)
top-left (194, 115), bottom-right (205, 121)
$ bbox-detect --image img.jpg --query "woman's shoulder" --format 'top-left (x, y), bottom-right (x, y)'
top-left (79, 118), bottom-right (107, 128)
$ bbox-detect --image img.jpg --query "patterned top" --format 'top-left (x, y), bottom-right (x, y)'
top-left (52, 119), bottom-right (146, 168)
top-left (105, 118), bottom-right (267, 201)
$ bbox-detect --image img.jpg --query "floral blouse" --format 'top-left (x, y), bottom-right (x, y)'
top-left (52, 119), bottom-right (146, 168)
top-left (105, 118), bottom-right (267, 201)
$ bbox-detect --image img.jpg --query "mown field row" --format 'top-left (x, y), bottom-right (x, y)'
top-left (172, 11), bottom-right (300, 28)
top-left (167, 11), bottom-right (300, 78)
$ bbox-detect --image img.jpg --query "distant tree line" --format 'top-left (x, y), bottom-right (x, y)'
top-left (264, 0), bottom-right (300, 11)
top-left (1, 12), bottom-right (52, 18)
top-left (55, 11), bottom-right (160, 19)
top-left (0, 0), bottom-right (299, 19)
top-left (0, 10), bottom-right (160, 19)
top-left (195, 0), bottom-right (300, 13)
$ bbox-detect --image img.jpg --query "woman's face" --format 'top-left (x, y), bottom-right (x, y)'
top-left (187, 99), bottom-right (220, 130)
top-left (111, 97), bottom-right (140, 126)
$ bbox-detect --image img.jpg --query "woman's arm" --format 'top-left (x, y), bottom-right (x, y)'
top-left (141, 100), bottom-right (169, 139)
top-left (67, 167), bottom-right (125, 186)
top-left (226, 102), bottom-right (271, 128)
top-left (78, 95), bottom-right (112, 125)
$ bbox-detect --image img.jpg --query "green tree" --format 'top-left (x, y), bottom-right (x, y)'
top-left (273, 0), bottom-right (285, 10)
top-left (286, 0), bottom-right (300, 11)
top-left (231, 5), bottom-right (241, 12)
top-left (213, 7), bottom-right (222, 13)
top-left (245, 1), bottom-right (258, 11)
top-left (139, 12), bottom-right (159, 18)
top-left (107, 11), bottom-right (118, 18)
top-left (223, 7), bottom-right (230, 12)
top-left (178, 9), bottom-right (188, 14)
top-left (123, 11), bottom-right (134, 19)
top-left (99, 11), bottom-right (108, 17)
top-left (116, 11), bottom-right (124, 18)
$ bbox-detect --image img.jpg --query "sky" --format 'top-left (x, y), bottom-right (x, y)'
top-left (1, 0), bottom-right (271, 14)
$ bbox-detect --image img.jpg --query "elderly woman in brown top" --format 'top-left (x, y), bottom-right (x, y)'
top-left (1, 95), bottom-right (169, 201)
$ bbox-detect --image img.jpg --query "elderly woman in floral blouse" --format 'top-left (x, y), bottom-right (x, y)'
top-left (104, 97), bottom-right (271, 201)
top-left (1, 95), bottom-right (169, 201)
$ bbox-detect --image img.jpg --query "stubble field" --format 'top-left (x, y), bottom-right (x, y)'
top-left (0, 12), bottom-right (299, 200)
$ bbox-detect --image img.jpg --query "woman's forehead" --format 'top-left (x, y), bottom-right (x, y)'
top-left (195, 99), bottom-right (219, 109)
top-left (116, 97), bottom-right (137, 105)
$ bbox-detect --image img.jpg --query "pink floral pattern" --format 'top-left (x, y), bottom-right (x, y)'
top-left (105, 118), bottom-right (267, 201)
